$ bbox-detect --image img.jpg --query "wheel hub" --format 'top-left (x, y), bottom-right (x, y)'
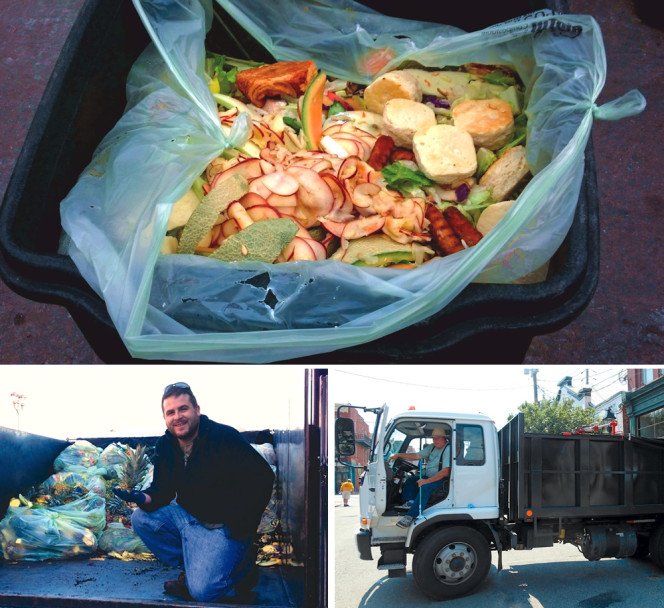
top-left (433, 542), bottom-right (476, 583)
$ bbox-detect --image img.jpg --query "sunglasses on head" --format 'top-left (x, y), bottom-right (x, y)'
top-left (164, 382), bottom-right (191, 393)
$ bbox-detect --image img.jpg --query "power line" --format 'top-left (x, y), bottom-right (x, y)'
top-left (332, 368), bottom-right (532, 393)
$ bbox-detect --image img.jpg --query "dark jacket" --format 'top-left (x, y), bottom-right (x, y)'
top-left (141, 415), bottom-right (275, 539)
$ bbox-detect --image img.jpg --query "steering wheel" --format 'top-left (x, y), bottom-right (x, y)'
top-left (392, 457), bottom-right (419, 475)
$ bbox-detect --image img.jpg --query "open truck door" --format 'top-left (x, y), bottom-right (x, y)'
top-left (361, 406), bottom-right (389, 520)
top-left (335, 405), bottom-right (389, 520)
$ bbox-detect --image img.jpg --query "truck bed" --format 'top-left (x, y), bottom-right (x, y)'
top-left (499, 413), bottom-right (664, 522)
top-left (0, 557), bottom-right (301, 607)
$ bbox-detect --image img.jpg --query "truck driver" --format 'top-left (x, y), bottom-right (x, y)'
top-left (388, 426), bottom-right (451, 528)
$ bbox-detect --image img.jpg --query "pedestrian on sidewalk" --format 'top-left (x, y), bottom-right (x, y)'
top-left (340, 479), bottom-right (354, 507)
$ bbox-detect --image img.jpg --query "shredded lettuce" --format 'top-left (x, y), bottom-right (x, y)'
top-left (205, 53), bottom-right (264, 95)
top-left (382, 162), bottom-right (435, 196)
top-left (476, 148), bottom-right (497, 179)
top-left (283, 116), bottom-right (302, 134)
top-left (327, 100), bottom-right (346, 116)
top-left (483, 69), bottom-right (516, 87)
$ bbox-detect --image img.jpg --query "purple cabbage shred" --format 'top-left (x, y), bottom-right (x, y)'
top-left (455, 183), bottom-right (471, 202)
top-left (423, 95), bottom-right (450, 109)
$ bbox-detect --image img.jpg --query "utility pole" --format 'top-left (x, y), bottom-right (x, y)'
top-left (524, 369), bottom-right (539, 404)
top-left (10, 392), bottom-right (27, 431)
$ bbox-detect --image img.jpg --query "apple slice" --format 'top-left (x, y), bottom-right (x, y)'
top-left (326, 136), bottom-right (361, 158)
top-left (350, 181), bottom-right (381, 209)
top-left (220, 218), bottom-right (240, 239)
top-left (341, 214), bottom-right (385, 240)
top-left (287, 166), bottom-right (334, 216)
top-left (282, 236), bottom-right (317, 261)
top-left (321, 173), bottom-right (353, 216)
top-left (307, 237), bottom-right (328, 261)
top-left (260, 171), bottom-right (300, 196)
top-left (259, 159), bottom-right (277, 174)
top-left (273, 205), bottom-right (298, 218)
top-left (210, 158), bottom-right (263, 189)
top-left (227, 200), bottom-right (254, 230)
top-left (247, 205), bottom-right (281, 222)
top-left (338, 157), bottom-right (359, 180)
top-left (239, 192), bottom-right (269, 209)
top-left (319, 217), bottom-right (348, 238)
top-left (266, 192), bottom-right (299, 208)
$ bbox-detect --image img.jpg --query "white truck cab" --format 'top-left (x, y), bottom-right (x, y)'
top-left (341, 406), bottom-right (501, 598)
top-left (358, 406), bottom-right (499, 539)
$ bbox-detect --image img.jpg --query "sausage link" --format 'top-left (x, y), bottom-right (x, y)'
top-left (390, 149), bottom-right (416, 163)
top-left (368, 135), bottom-right (395, 170)
top-left (425, 204), bottom-right (463, 255)
top-left (443, 206), bottom-right (483, 247)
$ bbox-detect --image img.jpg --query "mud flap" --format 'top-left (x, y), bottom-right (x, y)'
top-left (490, 527), bottom-right (503, 572)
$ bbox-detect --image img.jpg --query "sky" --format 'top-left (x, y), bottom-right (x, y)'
top-left (328, 365), bottom-right (629, 431)
top-left (0, 365), bottom-right (307, 440)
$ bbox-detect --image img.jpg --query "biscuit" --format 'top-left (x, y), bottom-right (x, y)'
top-left (382, 99), bottom-right (437, 149)
top-left (412, 124), bottom-right (477, 184)
top-left (364, 71), bottom-right (422, 114)
top-left (452, 98), bottom-right (514, 150)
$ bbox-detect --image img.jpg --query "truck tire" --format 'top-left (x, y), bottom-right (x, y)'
top-left (631, 534), bottom-right (650, 559)
top-left (412, 526), bottom-right (492, 600)
top-left (649, 524), bottom-right (664, 569)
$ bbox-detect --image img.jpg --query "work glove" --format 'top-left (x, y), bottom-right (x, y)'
top-left (112, 486), bottom-right (147, 505)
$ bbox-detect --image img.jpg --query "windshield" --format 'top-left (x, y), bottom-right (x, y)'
top-left (384, 418), bottom-right (453, 461)
top-left (384, 427), bottom-right (408, 459)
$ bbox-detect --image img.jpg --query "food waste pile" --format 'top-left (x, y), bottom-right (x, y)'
top-left (162, 54), bottom-right (532, 269)
top-left (0, 439), bottom-right (285, 566)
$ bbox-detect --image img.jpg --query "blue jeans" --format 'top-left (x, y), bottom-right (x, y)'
top-left (403, 477), bottom-right (444, 518)
top-left (132, 502), bottom-right (252, 602)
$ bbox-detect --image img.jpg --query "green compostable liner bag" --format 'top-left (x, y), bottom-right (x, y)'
top-left (60, 0), bottom-right (645, 362)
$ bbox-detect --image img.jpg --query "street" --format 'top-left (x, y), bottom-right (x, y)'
top-left (334, 495), bottom-right (664, 607)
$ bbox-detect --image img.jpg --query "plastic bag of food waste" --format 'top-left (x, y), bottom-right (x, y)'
top-left (38, 471), bottom-right (106, 501)
top-left (257, 491), bottom-right (279, 535)
top-left (98, 522), bottom-right (151, 555)
top-left (59, 0), bottom-right (646, 362)
top-left (100, 443), bottom-right (153, 489)
top-left (0, 492), bottom-right (106, 561)
top-left (252, 443), bottom-right (279, 533)
top-left (100, 443), bottom-right (129, 479)
top-left (54, 440), bottom-right (105, 475)
top-left (252, 443), bottom-right (277, 467)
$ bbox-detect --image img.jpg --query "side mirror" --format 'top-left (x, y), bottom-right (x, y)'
top-left (336, 417), bottom-right (356, 457)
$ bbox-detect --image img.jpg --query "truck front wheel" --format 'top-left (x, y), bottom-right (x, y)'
top-left (412, 526), bottom-right (492, 600)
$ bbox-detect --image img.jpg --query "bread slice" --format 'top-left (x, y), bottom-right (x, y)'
top-left (479, 145), bottom-right (530, 201)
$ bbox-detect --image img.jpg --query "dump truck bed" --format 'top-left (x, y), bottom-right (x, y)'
top-left (499, 413), bottom-right (664, 522)
top-left (0, 557), bottom-right (301, 607)
top-left (0, 428), bottom-right (310, 608)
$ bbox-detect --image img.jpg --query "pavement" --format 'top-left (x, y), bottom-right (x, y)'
top-left (0, 0), bottom-right (662, 364)
top-left (0, 556), bottom-right (294, 607)
top-left (334, 494), bottom-right (664, 608)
